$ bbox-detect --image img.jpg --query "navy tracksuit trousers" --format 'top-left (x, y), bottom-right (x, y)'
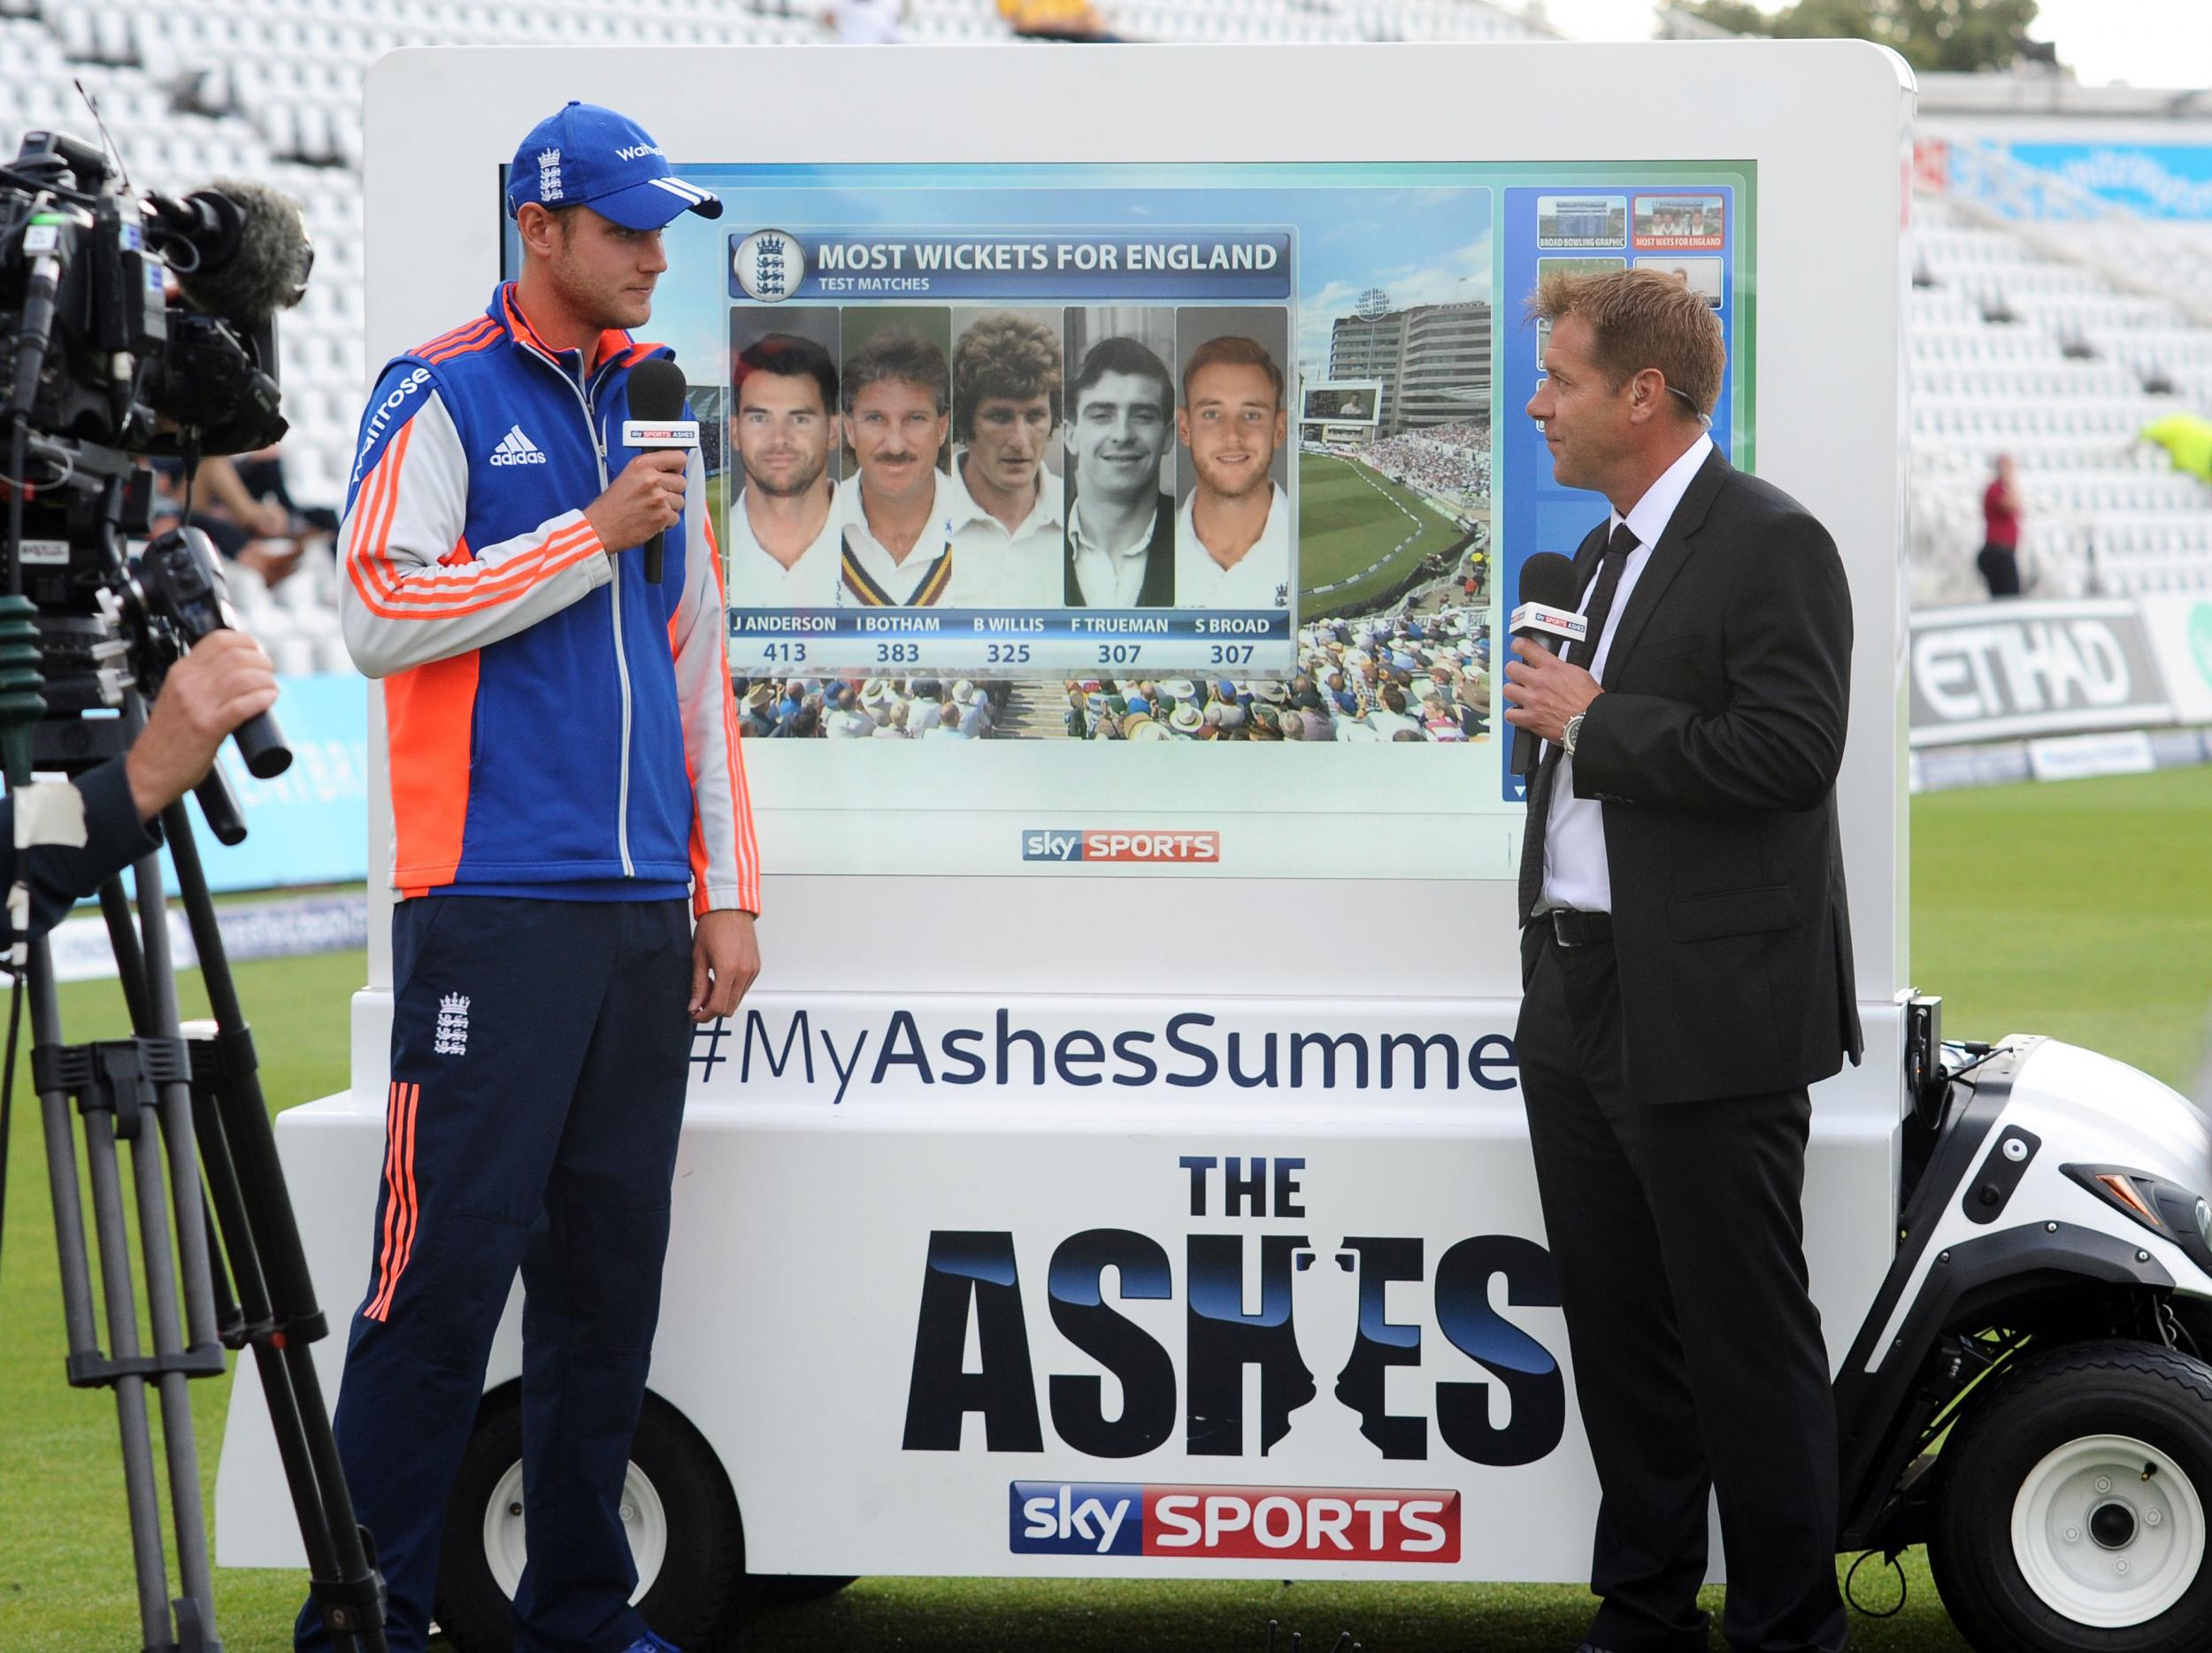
top-left (296, 896), bottom-right (694, 1653)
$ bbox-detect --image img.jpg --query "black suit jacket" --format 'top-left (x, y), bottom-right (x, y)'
top-left (1064, 490), bottom-right (1175, 607)
top-left (1523, 448), bottom-right (1863, 1104)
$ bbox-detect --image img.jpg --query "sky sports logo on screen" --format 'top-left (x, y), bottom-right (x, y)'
top-left (1009, 1482), bottom-right (1460, 1562)
top-left (1022, 831), bottom-right (1220, 865)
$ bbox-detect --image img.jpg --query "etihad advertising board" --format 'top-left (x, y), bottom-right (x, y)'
top-left (217, 42), bottom-right (1914, 1584)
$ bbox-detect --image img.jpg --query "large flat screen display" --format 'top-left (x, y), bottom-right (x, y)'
top-left (503, 158), bottom-right (1755, 877)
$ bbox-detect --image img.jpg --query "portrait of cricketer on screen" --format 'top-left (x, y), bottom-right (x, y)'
top-left (949, 310), bottom-right (1066, 606)
top-left (1174, 333), bottom-right (1292, 611)
top-left (726, 329), bottom-right (846, 610)
top-left (1501, 266), bottom-right (1860, 1653)
top-left (310, 99), bottom-right (761, 1653)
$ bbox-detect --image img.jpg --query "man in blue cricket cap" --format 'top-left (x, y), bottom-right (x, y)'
top-left (297, 103), bottom-right (759, 1653)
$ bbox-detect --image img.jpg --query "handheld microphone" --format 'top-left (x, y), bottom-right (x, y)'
top-left (622, 358), bottom-right (695, 586)
top-left (1508, 551), bottom-right (1583, 778)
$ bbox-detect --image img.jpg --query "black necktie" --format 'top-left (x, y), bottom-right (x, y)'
top-left (1517, 522), bottom-right (1638, 922)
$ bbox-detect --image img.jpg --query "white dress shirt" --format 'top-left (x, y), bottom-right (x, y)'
top-left (1540, 433), bottom-right (1713, 914)
top-left (1175, 482), bottom-right (1291, 610)
top-left (724, 483), bottom-right (843, 610)
top-left (950, 454), bottom-right (1064, 607)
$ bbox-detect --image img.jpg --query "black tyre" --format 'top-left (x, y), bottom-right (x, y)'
top-left (435, 1386), bottom-right (745, 1653)
top-left (1930, 1341), bottom-right (2212, 1653)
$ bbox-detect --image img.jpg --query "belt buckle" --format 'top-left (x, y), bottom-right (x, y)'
top-left (1548, 909), bottom-right (1578, 948)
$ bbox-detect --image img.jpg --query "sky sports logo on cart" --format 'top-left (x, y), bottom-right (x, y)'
top-left (1009, 1482), bottom-right (1461, 1562)
top-left (1022, 831), bottom-right (1221, 864)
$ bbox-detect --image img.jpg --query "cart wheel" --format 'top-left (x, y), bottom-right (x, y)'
top-left (435, 1386), bottom-right (744, 1653)
top-left (1931, 1341), bottom-right (2212, 1653)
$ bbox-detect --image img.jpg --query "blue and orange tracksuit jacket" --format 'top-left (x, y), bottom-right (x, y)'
top-left (338, 283), bottom-right (759, 914)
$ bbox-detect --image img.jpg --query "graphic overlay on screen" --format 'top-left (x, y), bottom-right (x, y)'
top-left (563, 162), bottom-right (1747, 764)
top-left (724, 219), bottom-right (1298, 681)
top-left (666, 170), bottom-right (1502, 752)
top-left (1500, 177), bottom-right (1752, 799)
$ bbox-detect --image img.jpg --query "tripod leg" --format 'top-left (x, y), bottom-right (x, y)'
top-left (118, 850), bottom-right (222, 1633)
top-left (163, 801), bottom-right (388, 1653)
top-left (27, 932), bottom-right (178, 1649)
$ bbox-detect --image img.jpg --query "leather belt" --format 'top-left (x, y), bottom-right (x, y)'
top-left (1542, 908), bottom-right (1613, 947)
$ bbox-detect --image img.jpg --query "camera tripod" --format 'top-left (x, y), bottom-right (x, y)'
top-left (10, 696), bottom-right (390, 1653)
top-left (0, 499), bottom-right (388, 1648)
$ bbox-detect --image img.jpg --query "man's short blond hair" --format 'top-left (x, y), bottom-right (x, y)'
top-left (1526, 268), bottom-right (1725, 420)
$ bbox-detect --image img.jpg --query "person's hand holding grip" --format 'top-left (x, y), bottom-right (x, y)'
top-left (582, 450), bottom-right (688, 555)
top-left (125, 629), bottom-right (280, 822)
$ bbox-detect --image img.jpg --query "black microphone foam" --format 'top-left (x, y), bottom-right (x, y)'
top-left (1516, 550), bottom-right (1578, 613)
top-left (165, 179), bottom-right (312, 325)
top-left (626, 358), bottom-right (689, 586)
top-left (1509, 552), bottom-right (1580, 779)
top-left (626, 358), bottom-right (688, 421)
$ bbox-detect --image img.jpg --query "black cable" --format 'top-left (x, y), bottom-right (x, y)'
top-left (1844, 1548), bottom-right (1908, 1618)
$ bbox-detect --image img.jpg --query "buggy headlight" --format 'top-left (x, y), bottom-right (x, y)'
top-left (2066, 1165), bottom-right (2212, 1272)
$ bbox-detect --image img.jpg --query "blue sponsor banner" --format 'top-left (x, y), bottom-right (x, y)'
top-left (2002, 143), bottom-right (2212, 220)
top-left (187, 673), bottom-right (371, 894)
top-left (730, 230), bottom-right (1294, 303)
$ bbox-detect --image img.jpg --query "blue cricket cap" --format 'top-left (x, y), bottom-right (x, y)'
top-left (505, 102), bottom-right (722, 230)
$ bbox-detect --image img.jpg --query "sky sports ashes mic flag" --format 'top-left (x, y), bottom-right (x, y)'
top-left (623, 356), bottom-right (696, 586)
top-left (1507, 550), bottom-right (1582, 778)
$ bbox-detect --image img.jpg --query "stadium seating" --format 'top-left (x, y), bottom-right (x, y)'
top-left (1907, 190), bottom-right (2212, 603)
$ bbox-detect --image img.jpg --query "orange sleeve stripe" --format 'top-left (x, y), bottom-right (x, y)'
top-left (343, 426), bottom-right (605, 618)
top-left (423, 325), bottom-right (502, 365)
top-left (346, 420), bottom-right (590, 605)
top-left (411, 315), bottom-right (495, 358)
top-left (342, 420), bottom-right (411, 609)
top-left (705, 530), bottom-right (762, 911)
top-left (351, 518), bottom-right (597, 606)
top-left (350, 528), bottom-right (603, 620)
top-left (672, 509), bottom-right (760, 912)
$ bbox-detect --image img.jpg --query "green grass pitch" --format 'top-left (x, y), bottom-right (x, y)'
top-left (1297, 452), bottom-right (1469, 619)
top-left (6, 765), bottom-right (2212, 1648)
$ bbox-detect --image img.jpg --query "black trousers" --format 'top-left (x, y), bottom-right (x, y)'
top-left (1517, 931), bottom-right (1847, 1653)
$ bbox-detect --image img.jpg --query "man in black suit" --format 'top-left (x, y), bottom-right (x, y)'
top-left (1063, 335), bottom-right (1176, 607)
top-left (1500, 268), bottom-right (1860, 1653)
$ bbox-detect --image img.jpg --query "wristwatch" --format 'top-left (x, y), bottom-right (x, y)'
top-left (1561, 711), bottom-right (1586, 757)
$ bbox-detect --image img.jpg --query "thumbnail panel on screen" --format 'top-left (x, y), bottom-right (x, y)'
top-left (1300, 380), bottom-right (1383, 427)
